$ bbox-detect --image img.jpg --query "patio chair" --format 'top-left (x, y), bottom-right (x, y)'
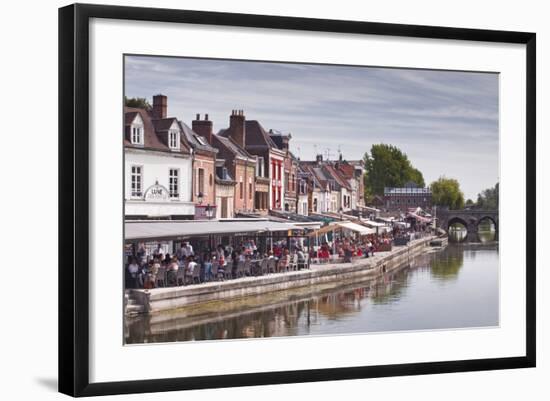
top-left (224, 263), bottom-right (233, 280)
top-left (260, 259), bottom-right (269, 275)
top-left (297, 255), bottom-right (307, 270)
top-left (236, 261), bottom-right (245, 278)
top-left (209, 262), bottom-right (218, 281)
top-left (288, 254), bottom-right (298, 271)
top-left (176, 266), bottom-right (186, 286)
top-left (243, 260), bottom-right (251, 276)
top-left (216, 263), bottom-right (225, 281)
top-left (155, 267), bottom-right (166, 287)
top-left (268, 258), bottom-right (277, 274)
top-left (192, 266), bottom-right (201, 284)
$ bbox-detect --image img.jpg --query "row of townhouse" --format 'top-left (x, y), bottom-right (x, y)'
top-left (124, 94), bottom-right (365, 221)
top-left (297, 155), bottom-right (365, 216)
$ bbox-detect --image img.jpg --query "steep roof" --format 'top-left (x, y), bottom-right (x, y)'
top-left (124, 106), bottom-right (191, 154)
top-left (323, 164), bottom-right (352, 190)
top-left (125, 111), bottom-right (138, 125)
top-left (219, 120), bottom-right (279, 149)
top-left (152, 117), bottom-right (177, 132)
top-left (178, 120), bottom-right (218, 155)
top-left (300, 164), bottom-right (328, 191)
top-left (335, 162), bottom-right (355, 180)
top-left (212, 134), bottom-right (256, 162)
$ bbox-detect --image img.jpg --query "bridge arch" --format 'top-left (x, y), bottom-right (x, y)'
top-left (447, 217), bottom-right (469, 242)
top-left (476, 215), bottom-right (498, 241)
top-left (447, 216), bottom-right (468, 230)
top-left (476, 215), bottom-right (498, 228)
top-left (438, 209), bottom-right (498, 242)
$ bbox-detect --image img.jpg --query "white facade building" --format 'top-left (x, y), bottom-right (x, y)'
top-left (124, 148), bottom-right (194, 218)
top-left (124, 98), bottom-right (195, 220)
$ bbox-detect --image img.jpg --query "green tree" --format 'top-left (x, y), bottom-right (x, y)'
top-left (430, 176), bottom-right (464, 210)
top-left (476, 182), bottom-right (499, 210)
top-left (363, 144), bottom-right (425, 196)
top-left (465, 198), bottom-right (474, 207)
top-left (124, 96), bottom-right (151, 109)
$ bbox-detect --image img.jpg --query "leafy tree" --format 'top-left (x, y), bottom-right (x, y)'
top-left (124, 96), bottom-right (151, 109)
top-left (465, 199), bottom-right (474, 207)
top-left (430, 176), bottom-right (464, 210)
top-left (363, 173), bottom-right (374, 204)
top-left (408, 168), bottom-right (425, 188)
top-left (363, 144), bottom-right (425, 196)
top-left (476, 182), bottom-right (499, 210)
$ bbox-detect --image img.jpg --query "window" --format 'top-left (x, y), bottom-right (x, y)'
top-left (198, 168), bottom-right (205, 195)
top-left (169, 169), bottom-right (179, 198)
top-left (239, 181), bottom-right (244, 199)
top-left (209, 174), bottom-right (213, 186)
top-left (131, 125), bottom-right (143, 145)
top-left (194, 134), bottom-right (206, 146)
top-left (257, 157), bottom-right (264, 177)
top-left (169, 130), bottom-right (179, 149)
top-left (130, 166), bottom-right (142, 197)
top-left (249, 183), bottom-right (252, 199)
top-left (221, 197), bottom-right (228, 218)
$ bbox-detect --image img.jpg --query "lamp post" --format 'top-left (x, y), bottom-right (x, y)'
top-left (205, 203), bottom-right (214, 220)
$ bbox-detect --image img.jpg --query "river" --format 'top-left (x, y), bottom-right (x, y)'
top-left (125, 241), bottom-right (499, 344)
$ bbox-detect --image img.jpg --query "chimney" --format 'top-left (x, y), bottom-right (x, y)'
top-left (316, 154), bottom-right (323, 164)
top-left (229, 109), bottom-right (246, 148)
top-left (192, 113), bottom-right (214, 145)
top-left (152, 94), bottom-right (167, 119)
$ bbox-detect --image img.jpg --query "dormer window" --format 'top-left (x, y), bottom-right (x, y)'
top-left (131, 126), bottom-right (143, 144)
top-left (130, 114), bottom-right (144, 145)
top-left (169, 130), bottom-right (180, 150)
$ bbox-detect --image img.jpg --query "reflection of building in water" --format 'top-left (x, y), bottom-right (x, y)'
top-left (315, 289), bottom-right (367, 318)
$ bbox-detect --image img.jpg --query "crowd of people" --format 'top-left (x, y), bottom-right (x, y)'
top-left (125, 223), bottom-right (433, 289)
top-left (125, 240), bottom-right (309, 289)
top-left (313, 232), bottom-right (394, 263)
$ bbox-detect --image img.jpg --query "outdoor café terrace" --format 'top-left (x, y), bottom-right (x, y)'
top-left (123, 217), bottom-right (427, 290)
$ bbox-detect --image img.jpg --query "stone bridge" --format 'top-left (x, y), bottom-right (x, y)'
top-left (436, 208), bottom-right (498, 242)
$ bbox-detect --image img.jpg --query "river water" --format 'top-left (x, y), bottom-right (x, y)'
top-left (125, 240), bottom-right (499, 344)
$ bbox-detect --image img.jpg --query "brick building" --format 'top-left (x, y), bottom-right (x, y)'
top-left (221, 117), bottom-right (285, 211)
top-left (185, 113), bottom-right (219, 219)
top-left (269, 131), bottom-right (298, 212)
top-left (214, 110), bottom-right (257, 214)
top-left (383, 181), bottom-right (432, 211)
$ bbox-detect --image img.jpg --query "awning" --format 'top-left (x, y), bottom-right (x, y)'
top-left (337, 221), bottom-right (376, 235)
top-left (125, 220), bottom-right (303, 241)
top-left (361, 220), bottom-right (386, 228)
top-left (358, 205), bottom-right (381, 212)
top-left (407, 212), bottom-right (432, 223)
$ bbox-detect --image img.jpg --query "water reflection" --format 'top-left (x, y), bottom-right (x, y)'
top-left (430, 245), bottom-right (464, 280)
top-left (449, 226), bottom-right (496, 243)
top-left (125, 243), bottom-right (499, 344)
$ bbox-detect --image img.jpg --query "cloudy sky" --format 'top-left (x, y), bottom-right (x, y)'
top-left (125, 55), bottom-right (499, 200)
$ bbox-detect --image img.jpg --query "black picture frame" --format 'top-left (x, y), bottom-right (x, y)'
top-left (59, 3), bottom-right (536, 397)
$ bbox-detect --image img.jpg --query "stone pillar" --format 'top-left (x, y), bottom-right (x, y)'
top-left (466, 223), bottom-right (480, 242)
